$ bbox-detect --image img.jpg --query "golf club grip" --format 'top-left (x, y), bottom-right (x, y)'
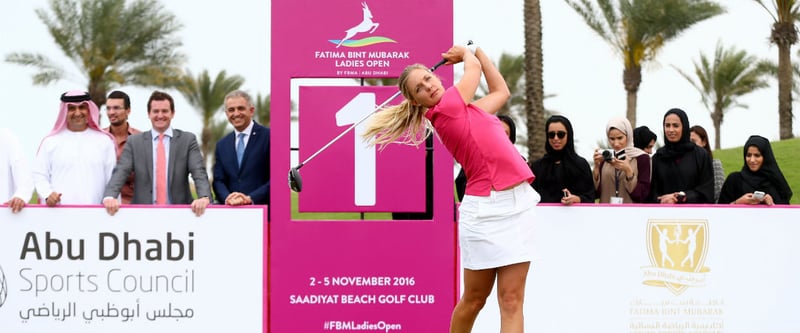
top-left (430, 58), bottom-right (447, 71)
top-left (430, 40), bottom-right (473, 71)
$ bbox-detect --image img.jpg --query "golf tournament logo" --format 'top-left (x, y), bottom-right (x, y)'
top-left (0, 265), bottom-right (7, 308)
top-left (329, 2), bottom-right (395, 48)
top-left (642, 219), bottom-right (710, 295)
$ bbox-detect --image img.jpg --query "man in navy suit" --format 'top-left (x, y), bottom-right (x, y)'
top-left (213, 90), bottom-right (270, 205)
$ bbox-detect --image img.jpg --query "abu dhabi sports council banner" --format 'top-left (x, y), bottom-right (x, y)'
top-left (3, 204), bottom-right (797, 333)
top-left (469, 204), bottom-right (800, 333)
top-left (0, 206), bottom-right (265, 333)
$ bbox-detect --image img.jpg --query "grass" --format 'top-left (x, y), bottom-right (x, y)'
top-left (714, 137), bottom-right (800, 204)
top-left (290, 191), bottom-right (392, 220)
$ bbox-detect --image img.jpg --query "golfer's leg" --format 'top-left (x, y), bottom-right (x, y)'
top-left (450, 268), bottom-right (497, 333)
top-left (496, 262), bottom-right (530, 333)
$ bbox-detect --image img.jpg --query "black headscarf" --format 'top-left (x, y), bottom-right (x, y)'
top-left (740, 135), bottom-right (792, 202)
top-left (633, 126), bottom-right (657, 150)
top-left (540, 115), bottom-right (585, 176)
top-left (543, 115), bottom-right (575, 158)
top-left (656, 108), bottom-right (696, 159)
top-left (497, 115), bottom-right (517, 144)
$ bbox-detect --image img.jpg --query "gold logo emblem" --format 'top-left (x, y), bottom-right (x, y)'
top-left (642, 219), bottom-right (710, 295)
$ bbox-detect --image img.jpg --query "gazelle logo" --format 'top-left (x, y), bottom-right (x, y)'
top-left (642, 219), bottom-right (711, 295)
top-left (329, 2), bottom-right (395, 48)
top-left (0, 265), bottom-right (8, 308)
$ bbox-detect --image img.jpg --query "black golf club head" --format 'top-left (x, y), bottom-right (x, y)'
top-left (288, 166), bottom-right (303, 192)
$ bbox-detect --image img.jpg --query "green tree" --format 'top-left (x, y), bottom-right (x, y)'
top-left (477, 53), bottom-right (525, 118)
top-left (524, 0), bottom-right (546, 161)
top-left (5, 0), bottom-right (185, 109)
top-left (255, 93), bottom-right (271, 126)
top-left (755, 0), bottom-right (800, 139)
top-left (565, 0), bottom-right (724, 127)
top-left (360, 78), bottom-right (397, 86)
top-left (456, 51), bottom-right (554, 154)
top-left (176, 69), bottom-right (244, 168)
top-left (474, 52), bottom-right (551, 148)
top-left (674, 42), bottom-right (772, 150)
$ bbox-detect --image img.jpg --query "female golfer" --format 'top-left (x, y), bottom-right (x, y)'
top-left (363, 44), bottom-right (539, 333)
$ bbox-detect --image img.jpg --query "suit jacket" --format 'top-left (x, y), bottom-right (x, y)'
top-left (212, 122), bottom-right (270, 204)
top-left (104, 129), bottom-right (211, 204)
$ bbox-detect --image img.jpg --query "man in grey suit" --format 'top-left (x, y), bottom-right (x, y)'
top-left (103, 91), bottom-right (211, 216)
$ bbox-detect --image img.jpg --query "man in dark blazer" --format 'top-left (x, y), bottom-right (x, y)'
top-left (103, 91), bottom-right (211, 216)
top-left (213, 90), bottom-right (270, 206)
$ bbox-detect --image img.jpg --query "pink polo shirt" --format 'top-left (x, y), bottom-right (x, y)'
top-left (425, 87), bottom-right (534, 196)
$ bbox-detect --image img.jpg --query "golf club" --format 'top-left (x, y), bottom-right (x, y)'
top-left (288, 54), bottom-right (457, 192)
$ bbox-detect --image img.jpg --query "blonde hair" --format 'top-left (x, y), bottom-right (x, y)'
top-left (362, 64), bottom-right (433, 149)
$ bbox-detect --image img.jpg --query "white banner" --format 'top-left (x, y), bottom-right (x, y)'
top-left (471, 205), bottom-right (800, 333)
top-left (0, 206), bottom-right (265, 333)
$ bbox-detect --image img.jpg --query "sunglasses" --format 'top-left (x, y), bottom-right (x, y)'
top-left (547, 131), bottom-right (567, 139)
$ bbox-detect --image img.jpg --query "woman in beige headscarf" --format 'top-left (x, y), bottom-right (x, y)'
top-left (592, 117), bottom-right (651, 203)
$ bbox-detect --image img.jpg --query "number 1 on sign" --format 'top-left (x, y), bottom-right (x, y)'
top-left (335, 92), bottom-right (377, 206)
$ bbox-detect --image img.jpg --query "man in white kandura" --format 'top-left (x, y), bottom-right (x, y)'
top-left (33, 90), bottom-right (116, 206)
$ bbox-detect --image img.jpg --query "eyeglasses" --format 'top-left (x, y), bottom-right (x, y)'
top-left (547, 131), bottom-right (567, 139)
top-left (106, 105), bottom-right (125, 111)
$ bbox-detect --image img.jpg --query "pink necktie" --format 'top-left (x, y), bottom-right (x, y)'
top-left (156, 133), bottom-right (167, 204)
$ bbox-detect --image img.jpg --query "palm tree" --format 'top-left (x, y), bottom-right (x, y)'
top-left (209, 118), bottom-right (232, 149)
top-left (524, 0), bottom-right (546, 161)
top-left (472, 53), bottom-right (524, 144)
top-left (564, 0), bottom-right (724, 127)
top-left (5, 0), bottom-right (185, 109)
top-left (176, 69), bottom-right (245, 168)
top-left (360, 78), bottom-right (397, 86)
top-left (255, 93), bottom-right (271, 126)
top-left (470, 51), bottom-right (553, 151)
top-left (755, 0), bottom-right (800, 139)
top-left (674, 42), bottom-right (772, 150)
top-left (477, 53), bottom-right (525, 118)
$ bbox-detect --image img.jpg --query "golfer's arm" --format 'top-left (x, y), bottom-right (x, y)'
top-left (472, 47), bottom-right (509, 115)
top-left (455, 49), bottom-right (481, 105)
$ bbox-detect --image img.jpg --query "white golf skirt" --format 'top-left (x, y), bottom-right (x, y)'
top-left (458, 182), bottom-right (540, 270)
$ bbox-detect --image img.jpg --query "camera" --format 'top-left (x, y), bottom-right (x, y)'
top-left (753, 191), bottom-right (765, 200)
top-left (602, 149), bottom-right (626, 162)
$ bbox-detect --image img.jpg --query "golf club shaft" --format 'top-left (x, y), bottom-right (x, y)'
top-left (295, 58), bottom-right (448, 169)
top-left (296, 89), bottom-right (403, 168)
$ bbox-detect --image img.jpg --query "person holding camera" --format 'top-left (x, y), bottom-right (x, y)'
top-left (718, 135), bottom-right (792, 205)
top-left (592, 117), bottom-right (651, 203)
top-left (529, 115), bottom-right (595, 205)
top-left (649, 108), bottom-right (714, 204)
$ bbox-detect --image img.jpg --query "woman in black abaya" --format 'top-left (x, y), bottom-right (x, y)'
top-left (719, 135), bottom-right (793, 205)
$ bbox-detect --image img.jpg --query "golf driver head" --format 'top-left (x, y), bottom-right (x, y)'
top-left (288, 166), bottom-right (303, 192)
